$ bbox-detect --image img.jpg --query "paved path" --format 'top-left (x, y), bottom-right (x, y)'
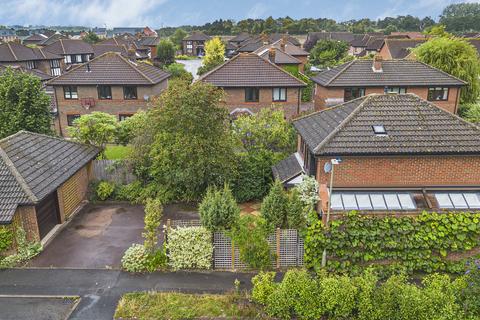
top-left (0, 268), bottom-right (255, 319)
top-left (176, 59), bottom-right (202, 80)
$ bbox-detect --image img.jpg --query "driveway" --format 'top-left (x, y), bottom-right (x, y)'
top-left (28, 203), bottom-right (145, 269)
top-left (176, 59), bottom-right (202, 80)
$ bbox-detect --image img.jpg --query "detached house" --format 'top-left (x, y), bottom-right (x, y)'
top-left (47, 52), bottom-right (170, 136)
top-left (43, 39), bottom-right (94, 68)
top-left (253, 39), bottom-right (309, 72)
top-left (311, 57), bottom-right (466, 114)
top-left (22, 33), bottom-right (48, 46)
top-left (274, 94), bottom-right (480, 220)
top-left (182, 32), bottom-right (211, 56)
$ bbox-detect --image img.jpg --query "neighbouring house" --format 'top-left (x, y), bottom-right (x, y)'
top-left (378, 39), bottom-right (428, 59)
top-left (43, 39), bottom-right (94, 68)
top-left (0, 64), bottom-right (53, 84)
top-left (349, 34), bottom-right (385, 56)
top-left (198, 53), bottom-right (306, 118)
top-left (228, 32), bottom-right (252, 47)
top-left (304, 32), bottom-right (356, 51)
top-left (0, 42), bottom-right (63, 76)
top-left (110, 27), bottom-right (144, 37)
top-left (91, 27), bottom-right (107, 38)
top-left (142, 26), bottom-right (158, 37)
top-left (0, 29), bottom-right (18, 42)
top-left (253, 39), bottom-right (309, 72)
top-left (0, 131), bottom-right (99, 244)
top-left (235, 34), bottom-right (301, 54)
top-left (22, 33), bottom-right (48, 46)
top-left (37, 33), bottom-right (69, 47)
top-left (255, 47), bottom-right (302, 72)
top-left (182, 31), bottom-right (211, 56)
top-left (47, 52), bottom-right (170, 136)
top-left (311, 56), bottom-right (466, 114)
top-left (99, 34), bottom-right (150, 60)
top-left (136, 36), bottom-right (161, 58)
top-left (274, 94), bottom-right (480, 221)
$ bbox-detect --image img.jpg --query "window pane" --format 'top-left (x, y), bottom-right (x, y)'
top-left (464, 193), bottom-right (480, 208)
top-left (384, 194), bottom-right (401, 210)
top-left (330, 194), bottom-right (343, 210)
top-left (398, 193), bottom-right (416, 210)
top-left (370, 194), bottom-right (387, 210)
top-left (435, 193), bottom-right (453, 208)
top-left (449, 193), bottom-right (468, 209)
top-left (356, 194), bottom-right (372, 210)
top-left (342, 194), bottom-right (358, 210)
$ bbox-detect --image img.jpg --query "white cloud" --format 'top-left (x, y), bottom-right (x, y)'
top-left (247, 2), bottom-right (268, 19)
top-left (1, 0), bottom-right (168, 27)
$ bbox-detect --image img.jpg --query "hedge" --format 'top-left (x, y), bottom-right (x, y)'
top-left (166, 226), bottom-right (213, 270)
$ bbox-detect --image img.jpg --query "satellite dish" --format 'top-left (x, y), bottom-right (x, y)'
top-left (324, 161), bottom-right (332, 173)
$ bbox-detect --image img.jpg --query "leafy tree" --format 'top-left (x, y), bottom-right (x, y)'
top-left (115, 111), bottom-right (148, 146)
top-left (384, 24), bottom-right (398, 35)
top-left (261, 180), bottom-right (290, 228)
top-left (198, 37), bottom-right (225, 75)
top-left (83, 31), bottom-right (100, 44)
top-left (440, 3), bottom-right (480, 32)
top-left (156, 39), bottom-right (175, 66)
top-left (170, 28), bottom-right (188, 50)
top-left (461, 103), bottom-right (480, 123)
top-left (140, 81), bottom-right (236, 201)
top-left (162, 63), bottom-right (193, 83)
top-left (142, 198), bottom-right (163, 254)
top-left (0, 68), bottom-right (52, 139)
top-left (309, 39), bottom-right (349, 68)
top-left (287, 188), bottom-right (307, 229)
top-left (414, 37), bottom-right (480, 104)
top-left (423, 25), bottom-right (452, 37)
top-left (68, 112), bottom-right (118, 158)
top-left (199, 184), bottom-right (240, 231)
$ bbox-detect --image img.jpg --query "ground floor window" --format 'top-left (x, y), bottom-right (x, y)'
top-left (273, 88), bottom-right (287, 102)
top-left (344, 87), bottom-right (365, 102)
top-left (67, 114), bottom-right (81, 126)
top-left (245, 87), bottom-right (259, 102)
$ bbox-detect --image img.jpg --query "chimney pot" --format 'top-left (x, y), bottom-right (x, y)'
top-left (372, 55), bottom-right (383, 72)
top-left (268, 48), bottom-right (276, 63)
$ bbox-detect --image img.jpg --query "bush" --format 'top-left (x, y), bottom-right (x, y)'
top-left (287, 188), bottom-right (307, 230)
top-left (251, 271), bottom-right (277, 305)
top-left (261, 180), bottom-right (289, 228)
top-left (295, 175), bottom-right (319, 209)
top-left (96, 181), bottom-right (115, 201)
top-left (462, 260), bottom-right (480, 317)
top-left (0, 227), bottom-right (42, 269)
top-left (143, 198), bottom-right (163, 253)
top-left (199, 184), bottom-right (240, 232)
top-left (166, 226), bottom-right (213, 270)
top-left (163, 63), bottom-right (193, 83)
top-left (114, 181), bottom-right (144, 203)
top-left (0, 226), bottom-right (14, 253)
top-left (121, 244), bottom-right (149, 272)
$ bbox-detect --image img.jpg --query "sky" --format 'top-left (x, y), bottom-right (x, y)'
top-left (1, 0), bottom-right (479, 28)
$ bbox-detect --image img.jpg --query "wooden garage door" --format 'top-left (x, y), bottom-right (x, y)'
top-left (35, 191), bottom-right (60, 239)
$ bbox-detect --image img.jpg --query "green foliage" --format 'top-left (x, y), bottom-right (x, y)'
top-left (414, 37), bottom-right (480, 104)
top-left (287, 188), bottom-right (307, 230)
top-left (68, 112), bottom-right (118, 158)
top-left (166, 226), bottom-right (213, 270)
top-left (96, 181), bottom-right (115, 201)
top-left (0, 227), bottom-right (42, 269)
top-left (295, 72), bottom-right (314, 102)
top-left (229, 215), bottom-right (272, 270)
top-left (197, 37), bottom-right (225, 75)
top-left (462, 260), bottom-right (480, 317)
top-left (114, 181), bottom-right (144, 203)
top-left (156, 39), bottom-right (175, 66)
top-left (309, 39), bottom-right (349, 68)
top-left (304, 211), bottom-right (480, 276)
top-left (162, 63), bottom-right (193, 83)
top-left (115, 111), bottom-right (147, 146)
top-left (83, 31), bottom-right (100, 44)
top-left (170, 28), bottom-right (188, 50)
top-left (141, 81), bottom-right (236, 201)
top-left (0, 226), bottom-right (14, 253)
top-left (142, 198), bottom-right (163, 253)
top-left (121, 243), bottom-right (149, 272)
top-left (0, 67), bottom-right (53, 139)
top-left (198, 184), bottom-right (240, 232)
top-left (261, 180), bottom-right (289, 228)
top-left (460, 103), bottom-right (480, 123)
top-left (440, 3), bottom-right (480, 32)
top-left (251, 271), bottom-right (277, 305)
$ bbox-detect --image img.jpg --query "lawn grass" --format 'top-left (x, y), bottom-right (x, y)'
top-left (114, 292), bottom-right (269, 320)
top-left (104, 145), bottom-right (131, 160)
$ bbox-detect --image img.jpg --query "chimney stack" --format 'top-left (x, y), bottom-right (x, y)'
top-left (281, 34), bottom-right (287, 51)
top-left (268, 48), bottom-right (276, 63)
top-left (372, 55), bottom-right (383, 72)
top-left (261, 33), bottom-right (269, 45)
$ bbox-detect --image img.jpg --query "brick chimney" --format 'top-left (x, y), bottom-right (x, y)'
top-left (280, 35), bottom-right (287, 51)
top-left (261, 33), bottom-right (269, 45)
top-left (372, 55), bottom-right (383, 72)
top-left (268, 48), bottom-right (276, 63)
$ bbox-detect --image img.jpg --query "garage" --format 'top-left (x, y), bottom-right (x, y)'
top-left (35, 191), bottom-right (61, 239)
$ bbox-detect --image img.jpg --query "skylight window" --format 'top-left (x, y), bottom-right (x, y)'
top-left (434, 192), bottom-right (480, 209)
top-left (330, 192), bottom-right (416, 211)
top-left (372, 125), bottom-right (387, 135)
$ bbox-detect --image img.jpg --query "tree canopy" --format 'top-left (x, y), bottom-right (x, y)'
top-left (83, 31), bottom-right (100, 44)
top-left (156, 39), bottom-right (175, 66)
top-left (440, 3), bottom-right (480, 32)
top-left (169, 28), bottom-right (188, 50)
top-left (309, 39), bottom-right (350, 68)
top-left (0, 68), bottom-right (52, 139)
top-left (198, 37), bottom-right (225, 75)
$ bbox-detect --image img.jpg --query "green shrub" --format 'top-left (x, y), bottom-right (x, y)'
top-left (0, 227), bottom-right (42, 269)
top-left (145, 247), bottom-right (168, 272)
top-left (318, 275), bottom-right (358, 319)
top-left (143, 198), bottom-right (163, 253)
top-left (287, 188), bottom-right (307, 230)
top-left (121, 244), bottom-right (149, 272)
top-left (462, 260), bottom-right (480, 317)
top-left (199, 184), bottom-right (240, 232)
top-left (166, 226), bottom-right (213, 270)
top-left (251, 271), bottom-right (277, 305)
top-left (114, 181), bottom-right (143, 203)
top-left (0, 226), bottom-right (14, 253)
top-left (96, 181), bottom-right (115, 201)
top-left (260, 180), bottom-right (289, 228)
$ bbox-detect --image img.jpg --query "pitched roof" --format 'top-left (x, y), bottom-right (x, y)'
top-left (0, 42), bottom-right (62, 62)
top-left (184, 32), bottom-right (211, 41)
top-left (39, 33), bottom-right (69, 46)
top-left (311, 59), bottom-right (466, 87)
top-left (272, 41), bottom-right (309, 56)
top-left (257, 48), bottom-right (301, 65)
top-left (198, 53), bottom-right (306, 88)
top-left (92, 44), bottom-right (128, 57)
top-left (272, 153), bottom-right (304, 183)
top-left (293, 94), bottom-right (480, 156)
top-left (467, 39), bottom-right (480, 56)
top-left (23, 33), bottom-right (48, 42)
top-left (136, 36), bottom-right (161, 46)
top-left (229, 32), bottom-right (251, 43)
top-left (0, 131), bottom-right (99, 223)
top-left (0, 64), bottom-right (53, 82)
top-left (43, 39), bottom-right (94, 55)
top-left (48, 52), bottom-right (170, 85)
top-left (383, 39), bottom-right (427, 59)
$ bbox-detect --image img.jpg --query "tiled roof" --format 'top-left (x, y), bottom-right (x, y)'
top-left (311, 59), bottom-right (466, 87)
top-left (43, 39), bottom-right (94, 55)
top-left (0, 64), bottom-right (53, 82)
top-left (258, 48), bottom-right (301, 65)
top-left (184, 32), bottom-right (211, 41)
top-left (48, 52), bottom-right (170, 85)
top-left (0, 42), bottom-right (62, 62)
top-left (100, 35), bottom-right (138, 48)
top-left (467, 39), bottom-right (480, 56)
top-left (293, 94), bottom-right (480, 156)
top-left (383, 39), bottom-right (427, 59)
top-left (199, 53), bottom-right (306, 88)
top-left (39, 33), bottom-right (69, 46)
top-left (23, 34), bottom-right (48, 42)
top-left (272, 153), bottom-right (304, 183)
top-left (273, 41), bottom-right (309, 56)
top-left (229, 32), bottom-right (251, 43)
top-left (0, 131), bottom-right (99, 223)
top-left (92, 44), bottom-right (128, 57)
top-left (137, 36), bottom-right (161, 46)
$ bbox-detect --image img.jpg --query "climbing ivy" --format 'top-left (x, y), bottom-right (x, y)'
top-left (304, 211), bottom-right (480, 276)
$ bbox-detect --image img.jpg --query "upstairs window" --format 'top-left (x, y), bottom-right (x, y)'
top-left (64, 55), bottom-right (72, 64)
top-left (385, 87), bottom-right (406, 94)
top-left (25, 60), bottom-right (36, 69)
top-left (273, 88), bottom-right (287, 102)
top-left (63, 86), bottom-right (78, 99)
top-left (428, 87), bottom-right (449, 101)
top-left (344, 87), bottom-right (365, 102)
top-left (97, 85), bottom-right (112, 99)
top-left (123, 86), bottom-right (138, 100)
top-left (50, 60), bottom-right (61, 76)
top-left (245, 87), bottom-right (259, 102)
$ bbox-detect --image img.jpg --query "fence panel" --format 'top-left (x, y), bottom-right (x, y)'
top-left (92, 160), bottom-right (136, 184)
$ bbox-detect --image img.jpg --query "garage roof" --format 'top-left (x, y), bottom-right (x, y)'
top-left (0, 131), bottom-right (99, 223)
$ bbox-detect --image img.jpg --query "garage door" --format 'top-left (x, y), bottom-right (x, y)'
top-left (35, 191), bottom-right (60, 239)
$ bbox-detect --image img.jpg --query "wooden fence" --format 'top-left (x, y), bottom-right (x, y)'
top-left (92, 160), bottom-right (136, 184)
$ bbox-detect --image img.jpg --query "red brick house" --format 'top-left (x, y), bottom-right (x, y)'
top-left (182, 32), bottom-right (211, 56)
top-left (274, 94), bottom-right (480, 220)
top-left (198, 53), bottom-right (306, 118)
top-left (253, 39), bottom-right (309, 72)
top-left (47, 52), bottom-right (170, 136)
top-left (0, 131), bottom-right (99, 244)
top-left (311, 57), bottom-right (466, 114)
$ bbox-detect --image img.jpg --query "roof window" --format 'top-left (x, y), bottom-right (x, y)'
top-left (372, 125), bottom-right (387, 135)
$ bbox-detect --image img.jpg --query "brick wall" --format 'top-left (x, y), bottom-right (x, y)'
top-left (314, 84), bottom-right (460, 113)
top-left (57, 163), bottom-right (92, 221)
top-left (54, 81), bottom-right (168, 136)
top-left (12, 205), bottom-right (40, 243)
top-left (223, 87), bottom-right (301, 118)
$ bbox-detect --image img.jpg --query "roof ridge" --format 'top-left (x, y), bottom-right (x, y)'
top-left (59, 39), bottom-right (66, 55)
top-left (38, 47), bottom-right (46, 59)
top-left (257, 54), bottom-right (306, 86)
top-left (313, 95), bottom-right (373, 154)
top-left (7, 43), bottom-right (18, 60)
top-left (324, 60), bottom-right (355, 86)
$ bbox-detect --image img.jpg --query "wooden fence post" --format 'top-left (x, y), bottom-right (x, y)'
top-left (276, 228), bottom-right (281, 269)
